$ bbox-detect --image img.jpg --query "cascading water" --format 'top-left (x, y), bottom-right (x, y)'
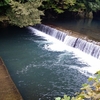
top-left (28, 25), bottom-right (100, 75)
top-left (33, 24), bottom-right (100, 59)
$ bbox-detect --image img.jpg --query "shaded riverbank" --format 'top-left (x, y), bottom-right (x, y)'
top-left (0, 57), bottom-right (23, 100)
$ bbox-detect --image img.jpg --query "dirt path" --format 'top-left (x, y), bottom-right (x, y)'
top-left (0, 57), bottom-right (23, 100)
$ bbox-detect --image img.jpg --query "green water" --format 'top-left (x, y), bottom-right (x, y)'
top-left (0, 26), bottom-right (89, 100)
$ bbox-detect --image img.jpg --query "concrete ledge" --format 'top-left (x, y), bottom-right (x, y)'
top-left (0, 57), bottom-right (23, 100)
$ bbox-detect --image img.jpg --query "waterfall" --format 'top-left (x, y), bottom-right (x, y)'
top-left (34, 24), bottom-right (100, 59)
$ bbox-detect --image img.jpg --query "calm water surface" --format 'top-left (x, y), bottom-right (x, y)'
top-left (0, 20), bottom-right (99, 100)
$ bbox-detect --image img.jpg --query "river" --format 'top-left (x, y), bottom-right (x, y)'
top-left (0, 19), bottom-right (100, 100)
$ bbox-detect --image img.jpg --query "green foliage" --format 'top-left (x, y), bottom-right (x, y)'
top-left (70, 0), bottom-right (100, 12)
top-left (55, 70), bottom-right (100, 100)
top-left (0, 0), bottom-right (44, 27)
top-left (43, 0), bottom-right (100, 18)
top-left (55, 97), bottom-right (61, 100)
top-left (55, 95), bottom-right (71, 100)
top-left (0, 0), bottom-right (10, 6)
top-left (42, 0), bottom-right (76, 14)
top-left (0, 0), bottom-right (10, 22)
top-left (54, 8), bottom-right (64, 14)
top-left (0, 16), bottom-right (9, 22)
top-left (6, 0), bottom-right (44, 27)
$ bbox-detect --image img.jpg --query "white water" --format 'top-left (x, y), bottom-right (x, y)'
top-left (28, 26), bottom-right (100, 76)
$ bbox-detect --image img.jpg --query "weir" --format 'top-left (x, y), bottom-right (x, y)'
top-left (34, 24), bottom-right (100, 59)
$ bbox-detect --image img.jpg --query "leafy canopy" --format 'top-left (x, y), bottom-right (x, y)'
top-left (42, 0), bottom-right (100, 15)
top-left (0, 0), bottom-right (44, 27)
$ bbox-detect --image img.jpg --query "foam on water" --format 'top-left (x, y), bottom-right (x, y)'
top-left (28, 26), bottom-right (100, 76)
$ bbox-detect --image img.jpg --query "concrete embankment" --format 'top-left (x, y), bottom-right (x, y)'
top-left (0, 57), bottom-right (23, 100)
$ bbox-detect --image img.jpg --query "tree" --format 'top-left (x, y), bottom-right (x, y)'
top-left (7, 0), bottom-right (44, 27)
top-left (69, 0), bottom-right (100, 18)
top-left (42, 0), bottom-right (100, 19)
top-left (0, 0), bottom-right (44, 27)
top-left (42, 0), bottom-right (76, 13)
top-left (0, 0), bottom-right (10, 22)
